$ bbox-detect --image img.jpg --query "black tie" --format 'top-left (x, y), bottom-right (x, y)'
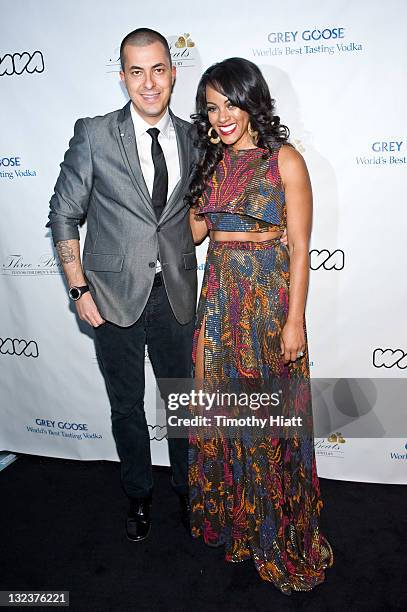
top-left (147, 128), bottom-right (168, 220)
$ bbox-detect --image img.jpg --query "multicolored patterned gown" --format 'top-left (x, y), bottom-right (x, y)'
top-left (188, 145), bottom-right (333, 594)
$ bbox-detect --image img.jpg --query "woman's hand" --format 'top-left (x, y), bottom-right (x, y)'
top-left (189, 207), bottom-right (208, 244)
top-left (280, 320), bottom-right (305, 364)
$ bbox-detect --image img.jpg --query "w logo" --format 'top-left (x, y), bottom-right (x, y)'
top-left (0, 337), bottom-right (39, 358)
top-left (373, 348), bottom-right (407, 369)
top-left (0, 51), bottom-right (45, 76)
top-left (309, 249), bottom-right (345, 270)
top-left (148, 425), bottom-right (167, 441)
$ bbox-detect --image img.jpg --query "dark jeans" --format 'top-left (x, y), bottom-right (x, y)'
top-left (94, 276), bottom-right (194, 499)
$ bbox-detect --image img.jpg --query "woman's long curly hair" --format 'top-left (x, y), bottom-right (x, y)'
top-left (186, 57), bottom-right (290, 207)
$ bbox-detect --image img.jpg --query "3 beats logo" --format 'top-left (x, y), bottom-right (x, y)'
top-left (310, 249), bottom-right (345, 270)
top-left (0, 51), bottom-right (45, 76)
top-left (0, 337), bottom-right (39, 358)
top-left (373, 348), bottom-right (407, 369)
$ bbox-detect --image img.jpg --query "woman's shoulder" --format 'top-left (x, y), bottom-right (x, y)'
top-left (277, 143), bottom-right (304, 162)
top-left (277, 144), bottom-right (308, 182)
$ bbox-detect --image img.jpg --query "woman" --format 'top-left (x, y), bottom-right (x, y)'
top-left (187, 58), bottom-right (333, 594)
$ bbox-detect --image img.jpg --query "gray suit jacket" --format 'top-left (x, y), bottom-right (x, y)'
top-left (48, 101), bottom-right (197, 327)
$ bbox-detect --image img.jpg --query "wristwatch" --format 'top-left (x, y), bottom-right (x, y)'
top-left (69, 285), bottom-right (90, 301)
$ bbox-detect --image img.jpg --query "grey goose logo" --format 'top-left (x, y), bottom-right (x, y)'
top-left (0, 337), bottom-right (39, 358)
top-left (310, 249), bottom-right (345, 270)
top-left (0, 51), bottom-right (45, 76)
top-left (373, 348), bottom-right (407, 369)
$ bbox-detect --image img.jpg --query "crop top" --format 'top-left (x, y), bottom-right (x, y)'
top-left (195, 145), bottom-right (285, 232)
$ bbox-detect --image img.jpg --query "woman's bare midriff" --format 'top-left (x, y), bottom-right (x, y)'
top-left (210, 229), bottom-right (283, 242)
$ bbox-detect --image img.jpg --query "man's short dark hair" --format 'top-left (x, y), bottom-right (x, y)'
top-left (120, 28), bottom-right (172, 71)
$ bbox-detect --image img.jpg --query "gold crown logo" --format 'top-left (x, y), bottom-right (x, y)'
top-left (175, 33), bottom-right (195, 48)
top-left (327, 432), bottom-right (346, 444)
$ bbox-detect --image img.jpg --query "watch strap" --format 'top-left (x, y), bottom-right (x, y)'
top-left (69, 285), bottom-right (90, 300)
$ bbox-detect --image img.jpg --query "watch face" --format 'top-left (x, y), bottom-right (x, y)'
top-left (69, 287), bottom-right (81, 300)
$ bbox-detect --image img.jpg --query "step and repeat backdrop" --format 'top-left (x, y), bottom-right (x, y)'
top-left (1, 0), bottom-right (406, 484)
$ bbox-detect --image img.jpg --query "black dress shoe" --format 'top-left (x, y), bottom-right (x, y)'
top-left (178, 493), bottom-right (191, 532)
top-left (126, 496), bottom-right (152, 542)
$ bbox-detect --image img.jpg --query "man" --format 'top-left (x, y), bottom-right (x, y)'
top-left (47, 28), bottom-right (197, 542)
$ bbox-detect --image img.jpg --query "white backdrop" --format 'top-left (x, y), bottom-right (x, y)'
top-left (1, 0), bottom-right (406, 484)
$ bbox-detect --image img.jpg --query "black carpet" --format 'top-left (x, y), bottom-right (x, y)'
top-left (0, 455), bottom-right (405, 612)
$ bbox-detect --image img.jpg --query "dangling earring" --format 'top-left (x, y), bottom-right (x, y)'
top-left (208, 126), bottom-right (221, 144)
top-left (248, 122), bottom-right (259, 145)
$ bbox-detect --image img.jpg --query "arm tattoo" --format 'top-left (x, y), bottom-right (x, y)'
top-left (56, 240), bottom-right (75, 264)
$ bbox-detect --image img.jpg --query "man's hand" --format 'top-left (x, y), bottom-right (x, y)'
top-left (75, 292), bottom-right (105, 327)
top-left (280, 228), bottom-right (288, 246)
top-left (54, 239), bottom-right (105, 327)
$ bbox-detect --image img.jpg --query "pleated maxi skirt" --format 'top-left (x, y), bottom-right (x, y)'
top-left (188, 237), bottom-right (333, 595)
